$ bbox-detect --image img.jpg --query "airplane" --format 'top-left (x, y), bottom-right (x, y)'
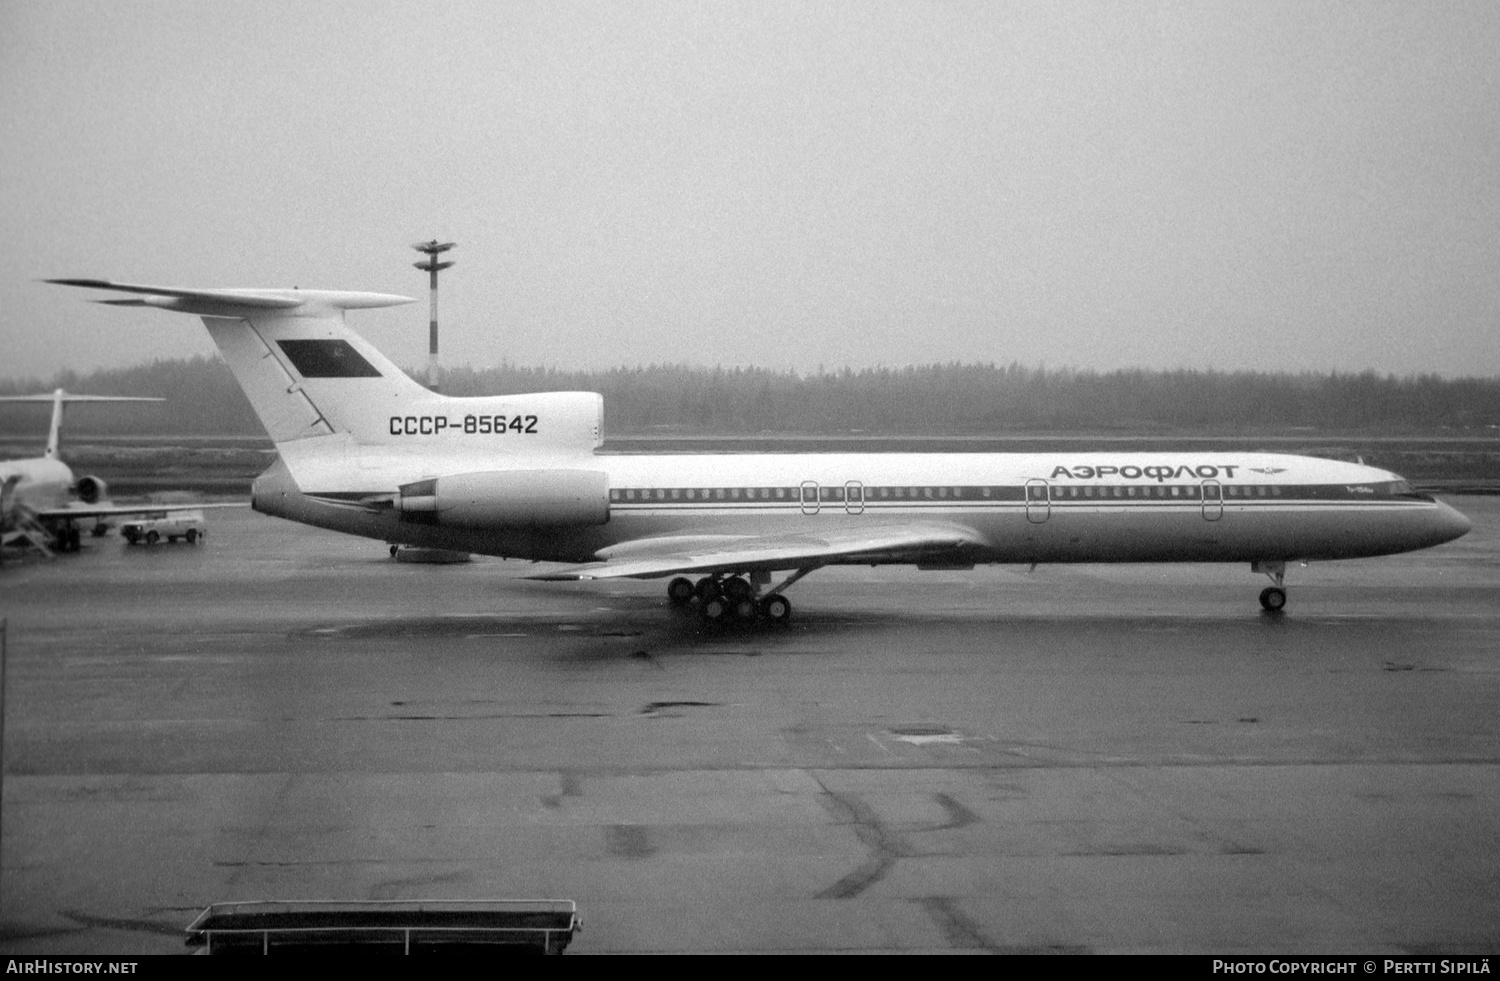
top-left (0, 388), bottom-right (234, 556)
top-left (50, 278), bottom-right (1471, 623)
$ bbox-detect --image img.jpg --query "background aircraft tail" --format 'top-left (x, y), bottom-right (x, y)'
top-left (0, 388), bottom-right (163, 459)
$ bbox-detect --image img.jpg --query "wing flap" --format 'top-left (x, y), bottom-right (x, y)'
top-left (526, 522), bottom-right (986, 581)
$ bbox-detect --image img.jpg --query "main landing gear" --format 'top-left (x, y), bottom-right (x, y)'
top-left (666, 569), bottom-right (812, 627)
top-left (54, 526), bottom-right (83, 552)
top-left (1254, 560), bottom-right (1288, 612)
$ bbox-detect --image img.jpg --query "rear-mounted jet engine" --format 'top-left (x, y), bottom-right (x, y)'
top-left (398, 470), bottom-right (610, 528)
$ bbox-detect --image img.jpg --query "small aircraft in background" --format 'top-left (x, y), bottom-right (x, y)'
top-left (0, 389), bottom-right (226, 556)
top-left (52, 278), bottom-right (1471, 623)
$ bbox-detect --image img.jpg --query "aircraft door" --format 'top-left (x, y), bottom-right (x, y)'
top-left (800, 480), bottom-right (820, 515)
top-left (1201, 480), bottom-right (1223, 521)
top-left (844, 481), bottom-right (864, 515)
top-left (1025, 479), bottom-right (1050, 523)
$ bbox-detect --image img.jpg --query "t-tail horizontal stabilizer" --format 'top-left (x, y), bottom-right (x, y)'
top-left (46, 279), bottom-right (412, 316)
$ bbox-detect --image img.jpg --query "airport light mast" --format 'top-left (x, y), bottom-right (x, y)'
top-left (412, 240), bottom-right (455, 391)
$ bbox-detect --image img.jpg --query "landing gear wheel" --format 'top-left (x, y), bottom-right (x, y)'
top-left (695, 577), bottom-right (722, 602)
top-left (731, 598), bottom-right (758, 621)
top-left (701, 596), bottom-right (729, 624)
top-left (760, 594), bottom-right (793, 624)
top-left (145, 530), bottom-right (159, 546)
top-left (1259, 586), bottom-right (1287, 612)
top-left (667, 577), bottom-right (695, 606)
top-left (722, 577), bottom-right (752, 602)
top-left (185, 529), bottom-right (198, 544)
top-left (390, 544), bottom-right (399, 557)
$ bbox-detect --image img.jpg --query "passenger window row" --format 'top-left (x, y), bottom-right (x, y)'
top-left (607, 482), bottom-right (1408, 503)
top-left (607, 486), bottom-right (977, 503)
top-left (611, 487), bottom-right (794, 502)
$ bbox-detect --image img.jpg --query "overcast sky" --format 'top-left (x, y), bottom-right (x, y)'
top-left (2, 0), bottom-right (1498, 382)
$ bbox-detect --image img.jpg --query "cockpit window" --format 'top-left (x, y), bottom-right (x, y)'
top-left (1383, 479), bottom-right (1433, 500)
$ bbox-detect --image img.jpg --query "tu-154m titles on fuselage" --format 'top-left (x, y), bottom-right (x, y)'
top-left (49, 278), bottom-right (1471, 622)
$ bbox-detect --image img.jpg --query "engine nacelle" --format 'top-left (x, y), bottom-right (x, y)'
top-left (75, 475), bottom-right (108, 504)
top-left (398, 469), bottom-right (610, 528)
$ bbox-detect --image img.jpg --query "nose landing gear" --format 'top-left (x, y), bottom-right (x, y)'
top-left (1259, 585), bottom-right (1287, 611)
top-left (1254, 560), bottom-right (1288, 612)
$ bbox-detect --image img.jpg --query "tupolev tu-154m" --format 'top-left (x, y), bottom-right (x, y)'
top-left (51, 278), bottom-right (1471, 624)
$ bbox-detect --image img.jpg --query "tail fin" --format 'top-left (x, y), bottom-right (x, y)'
top-left (48, 280), bottom-right (422, 444)
top-left (52, 280), bottom-right (605, 495)
top-left (0, 388), bottom-right (163, 459)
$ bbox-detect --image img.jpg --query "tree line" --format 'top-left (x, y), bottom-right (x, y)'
top-left (2, 356), bottom-right (1497, 437)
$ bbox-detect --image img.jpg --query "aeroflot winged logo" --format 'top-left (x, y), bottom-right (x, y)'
top-left (1049, 464), bottom-right (1244, 481)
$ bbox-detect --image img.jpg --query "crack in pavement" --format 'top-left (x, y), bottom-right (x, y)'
top-left (813, 784), bottom-right (910, 900)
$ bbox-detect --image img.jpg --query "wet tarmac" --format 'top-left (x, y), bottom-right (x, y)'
top-left (1, 498), bottom-right (1497, 954)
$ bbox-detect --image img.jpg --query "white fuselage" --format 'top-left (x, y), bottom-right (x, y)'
top-left (1, 456), bottom-right (74, 513)
top-left (252, 448), bottom-right (1471, 570)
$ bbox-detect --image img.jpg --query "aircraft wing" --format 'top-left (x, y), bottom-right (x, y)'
top-left (526, 522), bottom-right (988, 581)
top-left (29, 501), bottom-right (249, 521)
